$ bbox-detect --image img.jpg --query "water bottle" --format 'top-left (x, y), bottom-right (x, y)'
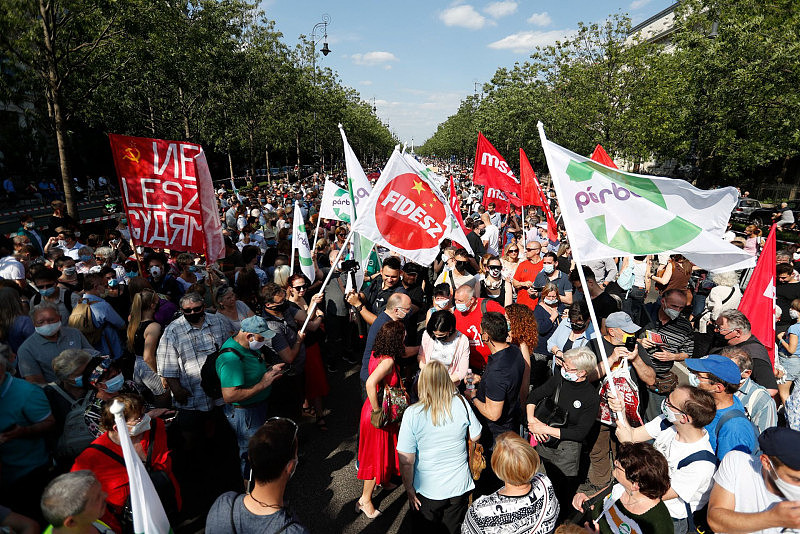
top-left (465, 369), bottom-right (474, 391)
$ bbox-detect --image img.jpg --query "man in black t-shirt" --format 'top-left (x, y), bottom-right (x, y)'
top-left (464, 218), bottom-right (486, 260)
top-left (464, 312), bottom-right (525, 445)
top-left (346, 256), bottom-right (407, 326)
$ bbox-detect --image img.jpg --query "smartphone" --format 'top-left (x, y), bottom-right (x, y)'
top-left (624, 334), bottom-right (637, 352)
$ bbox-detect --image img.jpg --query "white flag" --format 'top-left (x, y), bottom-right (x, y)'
top-left (292, 201), bottom-right (316, 282)
top-left (319, 180), bottom-right (352, 222)
top-left (110, 400), bottom-right (172, 534)
top-left (403, 154), bottom-right (447, 190)
top-left (537, 123), bottom-right (755, 272)
top-left (339, 124), bottom-right (374, 288)
top-left (351, 148), bottom-right (473, 265)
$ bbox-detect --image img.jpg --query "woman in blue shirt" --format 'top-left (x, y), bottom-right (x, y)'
top-left (397, 361), bottom-right (482, 534)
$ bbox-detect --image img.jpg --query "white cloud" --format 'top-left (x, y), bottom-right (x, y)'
top-left (630, 0), bottom-right (652, 8)
top-left (351, 51), bottom-right (398, 66)
top-left (484, 1), bottom-right (517, 18)
top-left (439, 5), bottom-right (488, 29)
top-left (373, 89), bottom-right (468, 143)
top-left (359, 80), bottom-right (373, 86)
top-left (488, 29), bottom-right (575, 53)
top-left (527, 12), bottom-right (552, 27)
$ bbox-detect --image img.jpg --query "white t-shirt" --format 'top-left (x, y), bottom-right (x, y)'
top-left (0, 256), bottom-right (25, 281)
top-left (482, 224), bottom-right (500, 256)
top-left (645, 416), bottom-right (716, 518)
top-left (713, 451), bottom-right (785, 534)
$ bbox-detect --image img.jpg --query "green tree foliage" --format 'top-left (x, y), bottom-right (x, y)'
top-left (0, 0), bottom-right (395, 215)
top-left (420, 2), bottom-right (799, 188)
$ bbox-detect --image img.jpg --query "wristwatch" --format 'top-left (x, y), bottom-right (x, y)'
top-left (354, 304), bottom-right (363, 312)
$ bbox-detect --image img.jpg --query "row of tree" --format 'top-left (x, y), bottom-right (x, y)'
top-left (0, 0), bottom-right (396, 215)
top-left (419, 0), bottom-right (800, 190)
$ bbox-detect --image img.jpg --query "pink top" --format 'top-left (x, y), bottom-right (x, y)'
top-left (744, 236), bottom-right (759, 256)
top-left (418, 331), bottom-right (470, 381)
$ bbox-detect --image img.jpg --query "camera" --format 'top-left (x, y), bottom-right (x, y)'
top-left (340, 259), bottom-right (360, 273)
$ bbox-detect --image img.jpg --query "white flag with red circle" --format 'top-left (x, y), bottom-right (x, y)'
top-left (351, 149), bottom-right (472, 265)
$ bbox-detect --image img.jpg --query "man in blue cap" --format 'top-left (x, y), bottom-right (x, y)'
top-left (708, 426), bottom-right (800, 534)
top-left (685, 354), bottom-right (758, 460)
top-left (218, 315), bottom-right (285, 480)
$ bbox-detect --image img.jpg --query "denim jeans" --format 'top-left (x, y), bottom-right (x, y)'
top-left (223, 401), bottom-right (269, 477)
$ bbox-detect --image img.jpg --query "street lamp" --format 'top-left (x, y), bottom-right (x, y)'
top-left (311, 15), bottom-right (331, 164)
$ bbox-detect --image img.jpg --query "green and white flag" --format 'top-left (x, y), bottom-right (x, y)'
top-left (319, 179), bottom-right (351, 222)
top-left (538, 122), bottom-right (755, 272)
top-left (292, 201), bottom-right (316, 282)
top-left (339, 123), bottom-right (374, 289)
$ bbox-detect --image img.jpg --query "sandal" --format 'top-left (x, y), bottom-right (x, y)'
top-left (316, 417), bottom-right (328, 431)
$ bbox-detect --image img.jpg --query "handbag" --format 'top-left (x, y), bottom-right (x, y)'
top-left (648, 371), bottom-right (679, 395)
top-left (370, 364), bottom-right (410, 429)
top-left (534, 378), bottom-right (568, 428)
top-left (457, 395), bottom-right (486, 480)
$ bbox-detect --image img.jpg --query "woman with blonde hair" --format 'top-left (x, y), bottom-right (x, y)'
top-left (501, 242), bottom-right (522, 279)
top-left (127, 289), bottom-right (170, 406)
top-left (398, 361), bottom-right (482, 534)
top-left (273, 264), bottom-right (290, 288)
top-left (462, 432), bottom-right (559, 534)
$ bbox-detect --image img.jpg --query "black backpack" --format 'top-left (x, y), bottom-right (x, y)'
top-left (200, 347), bottom-right (238, 399)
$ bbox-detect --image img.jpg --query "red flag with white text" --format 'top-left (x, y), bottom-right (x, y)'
top-left (473, 132), bottom-right (521, 201)
top-left (109, 134), bottom-right (224, 262)
top-left (738, 224), bottom-right (777, 365)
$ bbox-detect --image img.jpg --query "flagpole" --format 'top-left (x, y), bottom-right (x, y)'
top-left (290, 201), bottom-right (297, 275)
top-left (312, 212), bottom-right (322, 253)
top-left (299, 230), bottom-right (353, 334)
top-left (537, 122), bottom-right (622, 408)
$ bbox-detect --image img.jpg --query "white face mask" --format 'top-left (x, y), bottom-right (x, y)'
top-left (248, 337), bottom-right (267, 351)
top-left (128, 414), bottom-right (151, 437)
top-left (35, 322), bottom-right (61, 337)
top-left (561, 367), bottom-right (580, 382)
top-left (543, 297), bottom-right (559, 306)
top-left (688, 373), bottom-right (701, 387)
top-left (661, 399), bottom-right (678, 423)
top-left (149, 265), bottom-right (163, 278)
top-left (663, 307), bottom-right (681, 320)
top-left (434, 298), bottom-right (450, 309)
top-left (542, 264), bottom-right (555, 274)
top-left (791, 309), bottom-right (799, 320)
top-left (768, 460), bottom-right (800, 501)
top-left (455, 302), bottom-right (470, 313)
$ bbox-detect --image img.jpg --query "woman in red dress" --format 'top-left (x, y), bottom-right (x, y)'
top-left (356, 320), bottom-right (407, 519)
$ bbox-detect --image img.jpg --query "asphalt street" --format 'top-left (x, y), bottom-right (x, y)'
top-left (284, 360), bottom-right (416, 534)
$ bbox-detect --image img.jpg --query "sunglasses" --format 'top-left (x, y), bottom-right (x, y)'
top-left (181, 306), bottom-right (203, 314)
top-left (526, 248), bottom-right (541, 252)
top-left (292, 284), bottom-right (308, 291)
top-left (508, 249), bottom-right (519, 253)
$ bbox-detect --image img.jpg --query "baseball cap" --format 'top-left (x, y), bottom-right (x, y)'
top-left (402, 263), bottom-right (421, 274)
top-left (685, 354), bottom-right (741, 384)
top-left (759, 427), bottom-right (800, 469)
top-left (605, 312), bottom-right (640, 334)
top-left (240, 316), bottom-right (276, 339)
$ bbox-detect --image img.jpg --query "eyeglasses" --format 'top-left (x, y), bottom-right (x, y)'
top-left (181, 306), bottom-right (203, 314)
top-left (526, 248), bottom-right (541, 252)
top-left (665, 397), bottom-right (685, 415)
top-left (508, 249), bottom-right (519, 253)
top-left (292, 284), bottom-right (308, 291)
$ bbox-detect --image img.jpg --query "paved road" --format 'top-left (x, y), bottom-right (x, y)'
top-left (285, 360), bottom-right (414, 534)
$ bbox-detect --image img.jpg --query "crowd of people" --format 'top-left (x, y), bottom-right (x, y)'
top-left (0, 164), bottom-right (798, 534)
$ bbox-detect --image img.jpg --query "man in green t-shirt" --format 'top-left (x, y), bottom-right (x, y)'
top-left (217, 315), bottom-right (285, 479)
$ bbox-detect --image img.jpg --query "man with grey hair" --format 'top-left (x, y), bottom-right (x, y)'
top-left (40, 470), bottom-right (113, 533)
top-left (0, 347), bottom-right (56, 521)
top-left (711, 309), bottom-right (778, 395)
top-left (774, 202), bottom-right (795, 228)
top-left (721, 347), bottom-right (777, 434)
top-left (17, 302), bottom-right (96, 384)
top-left (156, 292), bottom-right (238, 506)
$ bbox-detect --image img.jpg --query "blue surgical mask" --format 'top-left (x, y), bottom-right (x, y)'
top-left (103, 373), bottom-right (124, 393)
top-left (73, 375), bottom-right (84, 388)
top-left (38, 286), bottom-right (56, 297)
top-left (688, 373), bottom-right (700, 387)
top-left (125, 271), bottom-right (138, 278)
top-left (455, 303), bottom-right (469, 313)
top-left (79, 255), bottom-right (92, 262)
top-left (542, 264), bottom-right (555, 274)
top-left (188, 265), bottom-right (198, 272)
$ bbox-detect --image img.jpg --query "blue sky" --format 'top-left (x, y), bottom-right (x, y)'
top-left (260, 0), bottom-right (676, 145)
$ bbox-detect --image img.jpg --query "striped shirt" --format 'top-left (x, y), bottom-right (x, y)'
top-left (644, 312), bottom-right (694, 376)
top-left (156, 313), bottom-right (235, 412)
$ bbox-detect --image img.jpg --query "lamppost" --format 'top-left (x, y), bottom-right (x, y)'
top-left (311, 15), bottom-right (331, 166)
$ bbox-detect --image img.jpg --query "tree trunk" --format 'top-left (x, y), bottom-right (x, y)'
top-left (147, 96), bottom-right (156, 135)
top-left (178, 86), bottom-right (191, 139)
top-left (265, 145), bottom-right (271, 185)
top-left (295, 130), bottom-right (301, 175)
top-left (39, 0), bottom-right (76, 218)
top-left (248, 128), bottom-right (255, 178)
